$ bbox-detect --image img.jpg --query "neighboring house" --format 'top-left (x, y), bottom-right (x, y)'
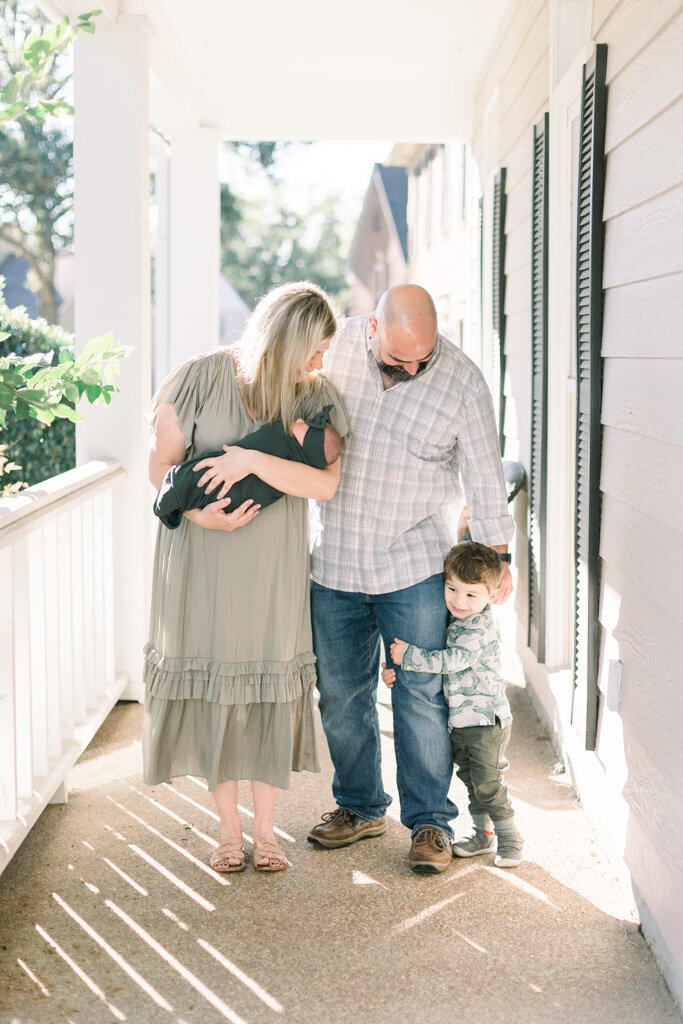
top-left (347, 163), bottom-right (408, 315)
top-left (218, 274), bottom-right (249, 344)
top-left (467, 0), bottom-right (683, 1000)
top-left (0, 250), bottom-right (75, 333)
top-left (387, 142), bottom-right (477, 352)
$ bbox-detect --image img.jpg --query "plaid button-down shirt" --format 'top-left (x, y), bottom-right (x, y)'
top-left (310, 316), bottom-right (514, 593)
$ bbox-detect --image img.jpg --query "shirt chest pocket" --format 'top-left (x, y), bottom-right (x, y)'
top-left (404, 413), bottom-right (457, 464)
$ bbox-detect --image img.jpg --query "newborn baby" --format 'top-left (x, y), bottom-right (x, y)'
top-left (154, 404), bottom-right (342, 529)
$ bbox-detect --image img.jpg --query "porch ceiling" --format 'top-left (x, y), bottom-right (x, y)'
top-left (40, 0), bottom-right (513, 140)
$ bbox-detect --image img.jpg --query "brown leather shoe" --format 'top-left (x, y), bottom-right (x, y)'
top-left (409, 825), bottom-right (452, 873)
top-left (307, 807), bottom-right (387, 848)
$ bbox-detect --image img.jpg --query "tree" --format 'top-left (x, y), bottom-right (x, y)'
top-left (221, 187), bottom-right (350, 311)
top-left (0, 6), bottom-right (130, 459)
top-left (0, 3), bottom-right (89, 322)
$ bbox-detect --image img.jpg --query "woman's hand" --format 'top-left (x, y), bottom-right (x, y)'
top-left (193, 446), bottom-right (253, 499)
top-left (184, 497), bottom-right (260, 531)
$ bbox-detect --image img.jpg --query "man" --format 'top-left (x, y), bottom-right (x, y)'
top-left (308, 285), bottom-right (514, 873)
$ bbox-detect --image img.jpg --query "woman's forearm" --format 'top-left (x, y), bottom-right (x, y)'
top-left (249, 451), bottom-right (340, 500)
top-left (149, 453), bottom-right (181, 491)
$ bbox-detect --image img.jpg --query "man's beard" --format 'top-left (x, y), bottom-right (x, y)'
top-left (376, 359), bottom-right (430, 383)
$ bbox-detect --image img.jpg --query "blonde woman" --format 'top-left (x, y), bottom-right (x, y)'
top-left (144, 283), bottom-right (348, 872)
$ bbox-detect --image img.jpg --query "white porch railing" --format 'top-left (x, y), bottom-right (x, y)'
top-left (0, 459), bottom-right (128, 875)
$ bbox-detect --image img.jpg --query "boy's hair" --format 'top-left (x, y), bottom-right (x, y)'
top-left (444, 541), bottom-right (504, 593)
top-left (323, 424), bottom-right (343, 465)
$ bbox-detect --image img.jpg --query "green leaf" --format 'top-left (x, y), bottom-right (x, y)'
top-left (85, 384), bottom-right (102, 403)
top-left (0, 371), bottom-right (23, 386)
top-left (80, 23), bottom-right (96, 33)
top-left (0, 390), bottom-right (13, 409)
top-left (53, 404), bottom-right (82, 423)
top-left (64, 382), bottom-right (80, 403)
top-left (58, 347), bottom-right (75, 364)
top-left (0, 102), bottom-right (25, 123)
top-left (35, 407), bottom-right (55, 425)
top-left (80, 368), bottom-right (101, 386)
top-left (1, 74), bottom-right (22, 104)
top-left (24, 37), bottom-right (52, 68)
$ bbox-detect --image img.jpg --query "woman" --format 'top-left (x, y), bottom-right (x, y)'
top-left (144, 282), bottom-right (348, 872)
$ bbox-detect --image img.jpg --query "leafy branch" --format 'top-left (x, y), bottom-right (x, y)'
top-left (0, 9), bottom-right (101, 125)
top-left (0, 329), bottom-right (131, 429)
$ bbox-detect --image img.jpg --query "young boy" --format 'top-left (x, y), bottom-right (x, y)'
top-left (383, 541), bottom-right (524, 868)
top-left (153, 404), bottom-right (342, 529)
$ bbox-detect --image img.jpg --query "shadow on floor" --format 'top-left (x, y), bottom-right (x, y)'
top-left (0, 698), bottom-right (679, 1024)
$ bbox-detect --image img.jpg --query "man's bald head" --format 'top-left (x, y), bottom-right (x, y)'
top-left (376, 285), bottom-right (437, 335)
top-left (370, 285), bottom-right (438, 381)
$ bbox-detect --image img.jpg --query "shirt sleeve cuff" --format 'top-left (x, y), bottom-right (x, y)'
top-left (467, 514), bottom-right (515, 547)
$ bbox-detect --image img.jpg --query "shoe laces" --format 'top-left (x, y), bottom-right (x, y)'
top-left (414, 825), bottom-right (449, 850)
top-left (320, 808), bottom-right (354, 826)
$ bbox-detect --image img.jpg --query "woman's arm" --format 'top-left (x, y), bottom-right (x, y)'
top-left (194, 446), bottom-right (341, 501)
top-left (149, 402), bottom-right (187, 489)
top-left (150, 403), bottom-right (261, 531)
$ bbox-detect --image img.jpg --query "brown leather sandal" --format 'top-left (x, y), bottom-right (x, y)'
top-left (253, 837), bottom-right (288, 871)
top-left (210, 840), bottom-right (246, 873)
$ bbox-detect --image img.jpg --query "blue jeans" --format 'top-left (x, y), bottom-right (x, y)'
top-left (310, 574), bottom-right (457, 838)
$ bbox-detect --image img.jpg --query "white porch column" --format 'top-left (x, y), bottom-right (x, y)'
top-left (73, 17), bottom-right (152, 696)
top-left (167, 130), bottom-right (221, 372)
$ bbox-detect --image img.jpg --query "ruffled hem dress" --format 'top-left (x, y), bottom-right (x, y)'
top-left (142, 348), bottom-right (349, 791)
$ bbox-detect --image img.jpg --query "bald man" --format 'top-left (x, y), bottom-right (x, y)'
top-left (307, 285), bottom-right (514, 873)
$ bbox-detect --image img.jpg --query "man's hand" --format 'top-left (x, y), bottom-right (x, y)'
top-left (390, 638), bottom-right (408, 665)
top-left (381, 662), bottom-right (396, 689)
top-left (489, 562), bottom-right (513, 604)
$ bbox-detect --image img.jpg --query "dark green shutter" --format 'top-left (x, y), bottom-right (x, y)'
top-left (571, 45), bottom-right (607, 750)
top-left (491, 168), bottom-right (507, 453)
top-left (528, 113), bottom-right (549, 662)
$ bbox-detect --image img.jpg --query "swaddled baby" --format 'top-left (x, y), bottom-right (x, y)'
top-left (153, 404), bottom-right (342, 529)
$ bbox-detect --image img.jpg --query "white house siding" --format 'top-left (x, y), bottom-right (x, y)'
top-left (594, 0), bottom-right (683, 998)
top-left (472, 0), bottom-right (683, 1002)
top-left (473, 0), bottom-right (549, 630)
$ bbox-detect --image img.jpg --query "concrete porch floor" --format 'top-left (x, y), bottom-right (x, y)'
top-left (0, 680), bottom-right (680, 1024)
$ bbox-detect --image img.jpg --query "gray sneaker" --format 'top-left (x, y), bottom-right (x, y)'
top-left (452, 829), bottom-right (495, 858)
top-left (494, 832), bottom-right (524, 868)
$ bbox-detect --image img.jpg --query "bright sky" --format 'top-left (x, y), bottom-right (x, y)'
top-left (219, 139), bottom-right (395, 219)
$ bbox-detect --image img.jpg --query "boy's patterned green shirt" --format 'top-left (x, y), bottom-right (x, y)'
top-left (402, 605), bottom-right (512, 730)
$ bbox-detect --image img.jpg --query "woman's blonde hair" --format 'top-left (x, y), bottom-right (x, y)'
top-left (234, 282), bottom-right (339, 429)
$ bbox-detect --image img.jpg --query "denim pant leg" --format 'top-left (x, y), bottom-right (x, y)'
top-left (374, 574), bottom-right (458, 838)
top-left (311, 580), bottom-right (391, 821)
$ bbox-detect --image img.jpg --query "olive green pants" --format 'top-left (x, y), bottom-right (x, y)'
top-left (450, 721), bottom-right (514, 823)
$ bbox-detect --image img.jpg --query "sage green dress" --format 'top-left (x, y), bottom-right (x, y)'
top-left (142, 348), bottom-right (349, 791)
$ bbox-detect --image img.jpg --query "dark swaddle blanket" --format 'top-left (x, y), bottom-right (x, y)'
top-left (154, 405), bottom-right (333, 529)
